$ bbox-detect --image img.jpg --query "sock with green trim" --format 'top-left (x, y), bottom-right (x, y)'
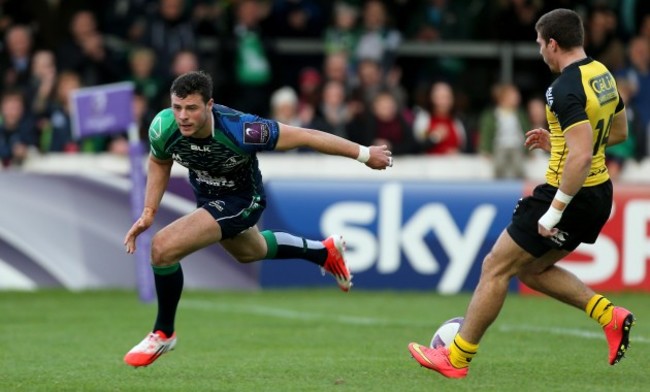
top-left (261, 230), bottom-right (327, 266)
top-left (152, 263), bottom-right (184, 337)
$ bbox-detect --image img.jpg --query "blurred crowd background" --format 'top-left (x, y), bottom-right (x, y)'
top-left (0, 0), bottom-right (649, 180)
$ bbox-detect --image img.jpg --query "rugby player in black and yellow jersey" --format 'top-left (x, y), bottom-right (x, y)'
top-left (409, 8), bottom-right (635, 378)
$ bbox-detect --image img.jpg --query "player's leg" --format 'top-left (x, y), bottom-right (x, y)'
top-left (124, 208), bottom-right (222, 367)
top-left (517, 249), bottom-right (592, 308)
top-left (453, 230), bottom-right (536, 353)
top-left (220, 227), bottom-right (352, 291)
top-left (518, 250), bottom-right (636, 365)
top-left (409, 230), bottom-right (536, 378)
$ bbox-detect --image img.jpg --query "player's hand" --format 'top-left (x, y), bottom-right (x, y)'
top-left (366, 144), bottom-right (393, 170)
top-left (537, 206), bottom-right (562, 238)
top-left (124, 209), bottom-right (155, 254)
top-left (537, 223), bottom-right (558, 238)
top-left (525, 128), bottom-right (551, 152)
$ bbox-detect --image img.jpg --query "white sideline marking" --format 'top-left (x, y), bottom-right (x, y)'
top-left (499, 324), bottom-right (650, 344)
top-left (181, 300), bottom-right (432, 327)
top-left (182, 300), bottom-right (649, 344)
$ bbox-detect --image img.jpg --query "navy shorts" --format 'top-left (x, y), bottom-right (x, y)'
top-left (507, 180), bottom-right (612, 258)
top-left (196, 193), bottom-right (266, 239)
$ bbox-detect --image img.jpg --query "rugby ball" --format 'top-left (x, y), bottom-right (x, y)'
top-left (430, 317), bottom-right (464, 348)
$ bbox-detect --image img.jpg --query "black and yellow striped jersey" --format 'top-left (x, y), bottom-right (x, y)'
top-left (544, 57), bottom-right (625, 187)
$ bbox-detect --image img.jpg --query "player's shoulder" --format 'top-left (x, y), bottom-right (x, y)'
top-left (213, 104), bottom-right (246, 120)
top-left (148, 108), bottom-right (178, 143)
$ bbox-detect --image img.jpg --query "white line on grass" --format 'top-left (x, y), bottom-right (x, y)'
top-left (181, 299), bottom-right (433, 327)
top-left (499, 324), bottom-right (650, 344)
top-left (182, 300), bottom-right (649, 344)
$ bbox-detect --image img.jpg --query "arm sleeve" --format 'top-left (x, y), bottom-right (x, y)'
top-left (548, 75), bottom-right (588, 132)
top-left (216, 105), bottom-right (280, 153)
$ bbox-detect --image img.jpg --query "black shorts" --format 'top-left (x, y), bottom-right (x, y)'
top-left (506, 180), bottom-right (612, 258)
top-left (196, 193), bottom-right (266, 239)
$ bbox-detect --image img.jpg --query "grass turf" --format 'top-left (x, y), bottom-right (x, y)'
top-left (1, 289), bottom-right (648, 391)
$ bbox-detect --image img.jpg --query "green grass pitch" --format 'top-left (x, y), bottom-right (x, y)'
top-left (1, 289), bottom-right (648, 391)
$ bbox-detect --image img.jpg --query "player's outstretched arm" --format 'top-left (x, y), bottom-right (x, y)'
top-left (274, 123), bottom-right (393, 170)
top-left (124, 155), bottom-right (173, 253)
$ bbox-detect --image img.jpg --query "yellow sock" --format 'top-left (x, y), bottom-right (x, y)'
top-left (585, 294), bottom-right (614, 327)
top-left (448, 334), bottom-right (478, 369)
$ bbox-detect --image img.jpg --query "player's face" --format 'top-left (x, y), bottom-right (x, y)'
top-left (171, 93), bottom-right (213, 138)
top-left (536, 32), bottom-right (559, 73)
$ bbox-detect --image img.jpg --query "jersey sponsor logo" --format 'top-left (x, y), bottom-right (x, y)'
top-left (190, 144), bottom-right (211, 152)
top-left (223, 155), bottom-right (247, 169)
top-left (195, 170), bottom-right (235, 187)
top-left (243, 122), bottom-right (270, 145)
top-left (545, 87), bottom-right (554, 107)
top-left (589, 73), bottom-right (617, 105)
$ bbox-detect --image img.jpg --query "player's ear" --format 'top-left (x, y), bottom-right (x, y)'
top-left (207, 98), bottom-right (214, 109)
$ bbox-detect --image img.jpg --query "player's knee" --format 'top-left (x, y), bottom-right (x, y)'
top-left (232, 252), bottom-right (260, 264)
top-left (481, 251), bottom-right (519, 279)
top-left (150, 233), bottom-right (176, 266)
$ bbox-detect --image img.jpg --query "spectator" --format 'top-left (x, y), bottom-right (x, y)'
top-left (605, 78), bottom-right (638, 180)
top-left (269, 86), bottom-right (304, 128)
top-left (526, 95), bottom-right (548, 131)
top-left (493, 0), bottom-right (543, 42)
top-left (98, 0), bottom-right (152, 43)
top-left (221, 0), bottom-right (275, 116)
top-left (349, 58), bottom-right (407, 118)
top-left (584, 5), bottom-right (626, 73)
top-left (403, 0), bottom-right (472, 84)
top-left (158, 50), bottom-right (201, 108)
top-left (297, 67), bottom-right (322, 111)
top-left (127, 47), bottom-right (163, 111)
top-left (309, 80), bottom-right (355, 139)
top-left (478, 83), bottom-right (530, 179)
top-left (39, 71), bottom-right (82, 153)
top-left (322, 51), bottom-right (353, 94)
top-left (137, 0), bottom-right (197, 79)
top-left (412, 81), bottom-right (467, 155)
top-left (351, 90), bottom-right (420, 155)
top-left (56, 9), bottom-right (126, 86)
top-left (0, 24), bottom-right (33, 91)
top-left (406, 0), bottom-right (473, 41)
top-left (324, 1), bottom-right (359, 56)
top-left (617, 36), bottom-right (650, 156)
top-left (0, 89), bottom-right (37, 167)
top-left (265, 0), bottom-right (326, 38)
top-left (353, 0), bottom-right (402, 74)
top-left (25, 49), bottom-right (57, 118)
top-left (192, 0), bottom-right (231, 38)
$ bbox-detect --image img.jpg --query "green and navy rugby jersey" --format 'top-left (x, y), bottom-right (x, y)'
top-left (148, 104), bottom-right (280, 197)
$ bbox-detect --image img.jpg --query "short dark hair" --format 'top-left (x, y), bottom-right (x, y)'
top-left (535, 8), bottom-right (584, 50)
top-left (170, 70), bottom-right (213, 103)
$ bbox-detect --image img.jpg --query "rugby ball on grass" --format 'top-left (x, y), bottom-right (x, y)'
top-left (430, 317), bottom-right (464, 348)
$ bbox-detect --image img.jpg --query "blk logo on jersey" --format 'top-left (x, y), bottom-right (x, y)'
top-left (243, 122), bottom-right (270, 145)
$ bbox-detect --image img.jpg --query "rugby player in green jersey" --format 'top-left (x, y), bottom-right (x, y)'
top-left (123, 70), bottom-right (393, 367)
top-left (409, 8), bottom-right (635, 378)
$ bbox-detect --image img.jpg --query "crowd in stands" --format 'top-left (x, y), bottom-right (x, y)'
top-left (0, 0), bottom-right (649, 180)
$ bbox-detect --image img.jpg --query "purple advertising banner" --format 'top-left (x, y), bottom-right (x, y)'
top-left (70, 82), bottom-right (134, 139)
